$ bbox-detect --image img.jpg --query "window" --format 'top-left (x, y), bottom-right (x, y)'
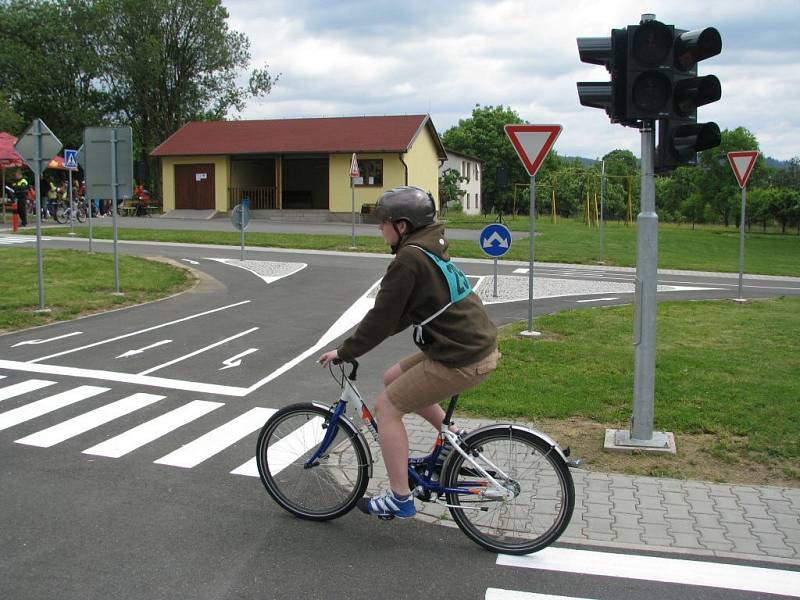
top-left (476, 193), bottom-right (479, 211)
top-left (466, 193), bottom-right (470, 210)
top-left (475, 164), bottom-right (479, 181)
top-left (355, 159), bottom-right (383, 186)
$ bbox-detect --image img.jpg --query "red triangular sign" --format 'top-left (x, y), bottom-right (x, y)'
top-left (349, 153), bottom-right (359, 178)
top-left (727, 151), bottom-right (759, 188)
top-left (504, 124), bottom-right (562, 177)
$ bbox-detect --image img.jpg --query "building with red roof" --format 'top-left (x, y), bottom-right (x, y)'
top-left (151, 114), bottom-right (446, 217)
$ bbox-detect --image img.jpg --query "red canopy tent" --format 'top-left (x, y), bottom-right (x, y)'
top-left (0, 132), bottom-right (25, 207)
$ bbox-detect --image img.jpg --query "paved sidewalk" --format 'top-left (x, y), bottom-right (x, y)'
top-left (367, 415), bottom-right (800, 565)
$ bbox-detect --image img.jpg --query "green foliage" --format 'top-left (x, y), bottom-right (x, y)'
top-left (438, 168), bottom-right (466, 210)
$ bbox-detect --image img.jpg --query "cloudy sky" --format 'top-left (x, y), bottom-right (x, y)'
top-left (223, 0), bottom-right (799, 161)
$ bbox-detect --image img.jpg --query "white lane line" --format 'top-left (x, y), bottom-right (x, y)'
top-left (497, 547), bottom-right (800, 598)
top-left (575, 297), bottom-right (620, 303)
top-left (0, 385), bottom-right (110, 432)
top-left (154, 407), bottom-right (276, 469)
top-left (243, 278), bottom-right (382, 394)
top-left (231, 416), bottom-right (325, 477)
top-left (11, 331), bottom-right (84, 347)
top-left (486, 590), bottom-right (585, 600)
top-left (116, 339), bottom-right (172, 359)
top-left (0, 359), bottom-right (249, 397)
top-left (83, 400), bottom-right (223, 458)
top-left (28, 300), bottom-right (251, 363)
top-left (0, 379), bottom-right (57, 402)
top-left (137, 327), bottom-right (259, 376)
top-left (15, 393), bottom-right (164, 448)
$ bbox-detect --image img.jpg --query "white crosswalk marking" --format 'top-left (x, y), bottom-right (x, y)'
top-left (0, 379), bottom-right (57, 402)
top-left (0, 385), bottom-right (109, 431)
top-left (154, 407), bottom-right (276, 469)
top-left (486, 591), bottom-right (582, 600)
top-left (15, 393), bottom-right (164, 448)
top-left (0, 235), bottom-right (45, 245)
top-left (497, 547), bottom-right (800, 598)
top-left (83, 400), bottom-right (224, 458)
top-left (231, 416), bottom-right (325, 477)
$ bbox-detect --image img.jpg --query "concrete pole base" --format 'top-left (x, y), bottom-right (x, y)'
top-left (732, 298), bottom-right (748, 303)
top-left (604, 428), bottom-right (676, 454)
top-left (518, 330), bottom-right (542, 338)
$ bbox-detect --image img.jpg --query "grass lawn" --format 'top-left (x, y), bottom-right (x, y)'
top-left (457, 297), bottom-right (800, 486)
top-left (32, 217), bottom-right (800, 276)
top-left (0, 248), bottom-right (192, 331)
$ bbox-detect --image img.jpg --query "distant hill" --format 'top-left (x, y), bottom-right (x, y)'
top-left (562, 155), bottom-right (599, 167)
top-left (764, 156), bottom-right (792, 170)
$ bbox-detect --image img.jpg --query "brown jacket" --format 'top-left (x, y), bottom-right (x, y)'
top-left (338, 223), bottom-right (497, 367)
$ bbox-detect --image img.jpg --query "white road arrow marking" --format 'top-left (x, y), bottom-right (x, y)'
top-left (116, 339), bottom-right (172, 359)
top-left (182, 259), bottom-right (200, 265)
top-left (11, 331), bottom-right (83, 347)
top-left (219, 348), bottom-right (259, 370)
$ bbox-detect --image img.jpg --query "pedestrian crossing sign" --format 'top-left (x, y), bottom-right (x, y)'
top-left (64, 149), bottom-right (79, 171)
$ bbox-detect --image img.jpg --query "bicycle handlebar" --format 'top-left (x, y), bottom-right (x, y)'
top-left (332, 357), bottom-right (359, 381)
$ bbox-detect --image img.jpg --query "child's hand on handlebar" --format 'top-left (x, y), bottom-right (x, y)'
top-left (318, 349), bottom-right (339, 367)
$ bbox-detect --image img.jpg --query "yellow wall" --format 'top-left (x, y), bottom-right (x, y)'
top-left (403, 127), bottom-right (441, 211)
top-left (159, 155), bottom-right (230, 212)
top-left (328, 154), bottom-right (406, 213)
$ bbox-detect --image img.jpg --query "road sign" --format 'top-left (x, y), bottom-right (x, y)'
top-left (231, 201), bottom-right (251, 231)
top-left (64, 149), bottom-right (79, 171)
top-left (727, 151), bottom-right (759, 188)
top-left (15, 119), bottom-right (63, 176)
top-left (479, 223), bottom-right (512, 258)
top-left (349, 153), bottom-right (359, 178)
top-left (83, 127), bottom-right (134, 199)
top-left (504, 124), bottom-right (562, 177)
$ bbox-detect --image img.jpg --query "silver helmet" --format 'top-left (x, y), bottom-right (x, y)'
top-left (375, 186), bottom-right (436, 230)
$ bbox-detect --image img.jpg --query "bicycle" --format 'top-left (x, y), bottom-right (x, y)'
top-left (256, 358), bottom-right (579, 555)
top-left (54, 199), bottom-right (88, 224)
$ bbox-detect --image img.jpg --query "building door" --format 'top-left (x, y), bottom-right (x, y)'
top-left (175, 164), bottom-right (215, 209)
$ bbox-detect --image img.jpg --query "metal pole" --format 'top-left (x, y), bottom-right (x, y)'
top-left (737, 185), bottom-right (747, 300)
top-left (520, 174), bottom-right (540, 337)
top-left (240, 208), bottom-right (245, 262)
top-left (351, 178), bottom-right (356, 248)
top-left (68, 169), bottom-right (75, 236)
top-left (493, 257), bottom-right (498, 298)
top-left (599, 159), bottom-right (606, 262)
top-left (631, 122), bottom-right (658, 442)
top-left (87, 196), bottom-right (93, 252)
top-left (33, 120), bottom-right (45, 310)
top-left (110, 129), bottom-right (120, 294)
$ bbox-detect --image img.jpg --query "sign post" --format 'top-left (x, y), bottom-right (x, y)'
top-left (728, 151), bottom-right (759, 302)
top-left (479, 223), bottom-right (512, 297)
top-left (82, 126), bottom-right (134, 294)
top-left (231, 199), bottom-right (251, 261)
top-left (64, 149), bottom-right (79, 236)
top-left (504, 124), bottom-right (562, 336)
top-left (349, 153), bottom-right (359, 248)
top-left (15, 118), bottom-right (63, 312)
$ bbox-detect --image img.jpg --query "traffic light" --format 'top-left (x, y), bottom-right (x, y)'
top-left (577, 29), bottom-right (633, 125)
top-left (624, 19), bottom-right (674, 120)
top-left (656, 27), bottom-right (722, 171)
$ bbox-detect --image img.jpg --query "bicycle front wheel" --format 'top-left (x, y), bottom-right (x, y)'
top-left (443, 426), bottom-right (574, 555)
top-left (54, 205), bottom-right (68, 224)
top-left (76, 205), bottom-right (87, 223)
top-left (256, 403), bottom-right (370, 521)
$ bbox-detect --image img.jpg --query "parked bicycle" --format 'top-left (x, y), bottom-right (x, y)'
top-left (256, 358), bottom-right (578, 555)
top-left (54, 199), bottom-right (88, 224)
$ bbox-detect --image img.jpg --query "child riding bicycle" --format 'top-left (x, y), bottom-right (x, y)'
top-left (319, 186), bottom-right (500, 519)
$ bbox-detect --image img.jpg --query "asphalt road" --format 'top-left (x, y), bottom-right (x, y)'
top-left (1, 234), bottom-right (799, 600)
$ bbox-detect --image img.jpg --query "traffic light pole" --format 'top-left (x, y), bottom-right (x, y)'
top-left (614, 121), bottom-right (673, 450)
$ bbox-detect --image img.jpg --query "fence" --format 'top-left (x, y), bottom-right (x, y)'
top-left (228, 187), bottom-right (276, 210)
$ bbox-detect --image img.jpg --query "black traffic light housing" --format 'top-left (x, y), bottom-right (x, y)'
top-left (656, 27), bottom-right (722, 171)
top-left (577, 29), bottom-right (636, 126)
top-left (625, 20), bottom-right (674, 120)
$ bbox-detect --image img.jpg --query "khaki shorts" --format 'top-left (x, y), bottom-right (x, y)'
top-left (385, 349), bottom-right (500, 413)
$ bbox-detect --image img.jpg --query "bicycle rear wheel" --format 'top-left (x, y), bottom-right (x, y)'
top-left (256, 403), bottom-right (370, 521)
top-left (443, 426), bottom-right (574, 555)
top-left (76, 205), bottom-right (87, 223)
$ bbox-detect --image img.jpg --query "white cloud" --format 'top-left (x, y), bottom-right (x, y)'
top-left (224, 0), bottom-right (800, 160)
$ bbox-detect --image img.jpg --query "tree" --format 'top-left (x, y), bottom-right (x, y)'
top-left (697, 127), bottom-right (763, 227)
top-left (0, 0), bottom-right (110, 147)
top-left (94, 0), bottom-right (278, 191)
top-left (438, 168), bottom-right (466, 212)
top-left (0, 94), bottom-right (23, 134)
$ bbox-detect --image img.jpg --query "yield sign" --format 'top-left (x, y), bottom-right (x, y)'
top-left (504, 124), bottom-right (562, 177)
top-left (727, 151), bottom-right (759, 188)
top-left (349, 152), bottom-right (360, 178)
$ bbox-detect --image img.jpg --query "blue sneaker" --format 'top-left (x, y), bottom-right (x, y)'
top-left (357, 490), bottom-right (416, 520)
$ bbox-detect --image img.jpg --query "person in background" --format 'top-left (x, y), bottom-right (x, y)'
top-left (12, 169), bottom-right (28, 227)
